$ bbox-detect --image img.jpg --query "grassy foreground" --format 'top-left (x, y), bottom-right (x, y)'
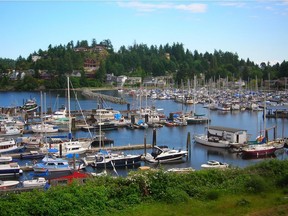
top-left (0, 159), bottom-right (288, 216)
top-left (111, 191), bottom-right (288, 216)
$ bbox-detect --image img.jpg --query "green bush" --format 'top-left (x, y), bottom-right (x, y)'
top-left (244, 175), bottom-right (267, 193)
top-left (162, 187), bottom-right (189, 204)
top-left (205, 190), bottom-right (220, 201)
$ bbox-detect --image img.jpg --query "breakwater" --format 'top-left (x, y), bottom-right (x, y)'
top-left (81, 88), bottom-right (127, 104)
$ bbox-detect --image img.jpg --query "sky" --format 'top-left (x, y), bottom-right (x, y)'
top-left (1, 0), bottom-right (288, 65)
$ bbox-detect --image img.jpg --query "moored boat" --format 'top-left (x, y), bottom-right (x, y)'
top-left (241, 144), bottom-right (276, 158)
top-left (143, 145), bottom-right (187, 163)
top-left (32, 155), bottom-right (72, 173)
top-left (89, 149), bottom-right (142, 168)
top-left (0, 138), bottom-right (23, 154)
top-left (194, 126), bottom-right (248, 148)
top-left (22, 177), bottom-right (48, 188)
top-left (20, 150), bottom-right (46, 159)
top-left (0, 162), bottom-right (22, 176)
top-left (21, 98), bottom-right (38, 112)
top-left (0, 180), bottom-right (19, 190)
top-left (201, 160), bottom-right (229, 169)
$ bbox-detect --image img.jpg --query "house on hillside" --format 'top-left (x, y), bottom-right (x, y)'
top-left (117, 75), bottom-right (127, 87)
top-left (126, 77), bottom-right (142, 86)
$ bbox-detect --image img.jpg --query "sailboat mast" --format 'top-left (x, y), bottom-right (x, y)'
top-left (67, 76), bottom-right (72, 140)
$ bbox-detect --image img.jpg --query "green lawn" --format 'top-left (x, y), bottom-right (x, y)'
top-left (108, 190), bottom-right (288, 216)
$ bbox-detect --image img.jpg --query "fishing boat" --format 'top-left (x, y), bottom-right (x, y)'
top-left (201, 160), bottom-right (229, 169)
top-left (22, 177), bottom-right (48, 188)
top-left (143, 145), bottom-right (187, 163)
top-left (0, 180), bottom-right (19, 190)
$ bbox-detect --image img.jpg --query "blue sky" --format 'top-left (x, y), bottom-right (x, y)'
top-left (1, 0), bottom-right (287, 65)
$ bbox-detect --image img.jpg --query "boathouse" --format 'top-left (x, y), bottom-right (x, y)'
top-left (207, 126), bottom-right (248, 144)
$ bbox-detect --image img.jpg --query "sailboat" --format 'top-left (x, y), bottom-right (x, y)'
top-left (47, 76), bottom-right (90, 157)
top-left (241, 98), bottom-right (278, 158)
top-left (194, 86), bottom-right (248, 148)
top-left (186, 76), bottom-right (210, 124)
top-left (31, 92), bottom-right (59, 133)
top-left (86, 111), bottom-right (141, 169)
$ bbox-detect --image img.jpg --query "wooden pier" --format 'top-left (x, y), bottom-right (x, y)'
top-left (8, 144), bottom-right (152, 160)
top-left (81, 88), bottom-right (128, 104)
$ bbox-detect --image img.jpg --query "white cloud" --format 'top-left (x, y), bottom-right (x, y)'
top-left (175, 4), bottom-right (207, 13)
top-left (117, 1), bottom-right (207, 13)
top-left (219, 1), bottom-right (246, 8)
top-left (117, 1), bottom-right (172, 12)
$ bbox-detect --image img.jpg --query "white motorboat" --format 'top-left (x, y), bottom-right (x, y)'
top-left (0, 138), bottom-right (23, 154)
top-left (46, 138), bottom-right (89, 157)
top-left (0, 155), bottom-right (13, 163)
top-left (201, 160), bottom-right (229, 169)
top-left (33, 155), bottom-right (72, 173)
top-left (144, 145), bottom-right (187, 163)
top-left (0, 180), bottom-right (19, 189)
top-left (0, 124), bottom-right (23, 136)
top-left (31, 123), bottom-right (59, 133)
top-left (88, 149), bottom-right (142, 169)
top-left (0, 162), bottom-right (23, 176)
top-left (22, 177), bottom-right (47, 188)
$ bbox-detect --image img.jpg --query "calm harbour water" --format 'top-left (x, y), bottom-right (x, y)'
top-left (0, 90), bottom-right (287, 178)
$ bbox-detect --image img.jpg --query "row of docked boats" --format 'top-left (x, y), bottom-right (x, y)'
top-left (193, 125), bottom-right (286, 158)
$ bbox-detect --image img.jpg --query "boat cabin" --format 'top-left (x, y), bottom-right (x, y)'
top-left (207, 126), bottom-right (248, 144)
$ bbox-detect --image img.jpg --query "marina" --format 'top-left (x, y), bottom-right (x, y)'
top-left (0, 87), bottom-right (287, 189)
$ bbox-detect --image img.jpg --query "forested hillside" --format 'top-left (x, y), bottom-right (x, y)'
top-left (0, 38), bottom-right (287, 90)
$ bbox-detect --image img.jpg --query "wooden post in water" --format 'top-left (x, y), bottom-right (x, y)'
top-left (59, 143), bottom-right (62, 158)
top-left (265, 130), bottom-right (269, 143)
top-left (152, 128), bottom-right (156, 148)
top-left (144, 133), bottom-right (147, 156)
top-left (71, 117), bottom-right (76, 131)
top-left (186, 132), bottom-right (191, 161)
top-left (73, 153), bottom-right (76, 170)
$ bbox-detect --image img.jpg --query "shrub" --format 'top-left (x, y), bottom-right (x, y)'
top-left (205, 190), bottom-right (220, 201)
top-left (236, 198), bottom-right (251, 207)
top-left (244, 175), bottom-right (267, 193)
top-left (162, 187), bottom-right (189, 204)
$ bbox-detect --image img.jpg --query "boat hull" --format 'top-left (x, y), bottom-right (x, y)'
top-left (241, 145), bottom-right (276, 158)
top-left (92, 155), bottom-right (142, 168)
top-left (0, 163), bottom-right (22, 176)
top-left (194, 135), bottom-right (230, 148)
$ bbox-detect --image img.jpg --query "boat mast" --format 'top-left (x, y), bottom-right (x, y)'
top-left (67, 76), bottom-right (72, 141)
